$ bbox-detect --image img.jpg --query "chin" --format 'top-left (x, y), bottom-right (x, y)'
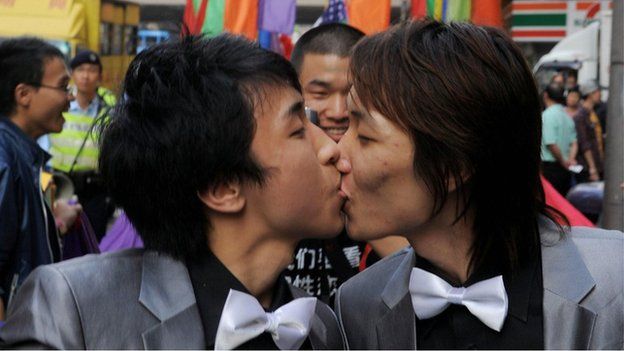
top-left (314, 218), bottom-right (345, 239)
top-left (344, 220), bottom-right (382, 242)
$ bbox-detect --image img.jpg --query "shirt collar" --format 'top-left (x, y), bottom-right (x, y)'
top-left (546, 103), bottom-right (565, 114)
top-left (186, 250), bottom-right (294, 348)
top-left (69, 95), bottom-right (100, 117)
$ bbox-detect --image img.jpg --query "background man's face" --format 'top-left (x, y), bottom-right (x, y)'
top-left (72, 63), bottom-right (101, 95)
top-left (25, 57), bottom-right (72, 135)
top-left (244, 85), bottom-right (345, 239)
top-left (299, 53), bottom-right (350, 143)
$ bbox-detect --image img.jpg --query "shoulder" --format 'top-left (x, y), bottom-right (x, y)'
top-left (0, 249), bottom-right (148, 349)
top-left (51, 248), bottom-right (144, 273)
top-left (97, 87), bottom-right (117, 106)
top-left (38, 249), bottom-right (145, 295)
top-left (551, 227), bottom-right (624, 309)
top-left (542, 106), bottom-right (557, 119)
top-left (337, 247), bottom-right (409, 308)
top-left (567, 226), bottom-right (623, 278)
top-left (0, 128), bottom-right (17, 164)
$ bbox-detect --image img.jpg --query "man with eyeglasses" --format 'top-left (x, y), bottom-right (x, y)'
top-left (0, 37), bottom-right (81, 320)
top-left (48, 50), bottom-right (116, 240)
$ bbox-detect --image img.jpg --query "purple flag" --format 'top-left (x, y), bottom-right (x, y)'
top-left (258, 0), bottom-right (296, 34)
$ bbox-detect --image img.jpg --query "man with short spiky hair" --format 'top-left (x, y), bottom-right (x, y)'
top-left (0, 35), bottom-right (345, 349)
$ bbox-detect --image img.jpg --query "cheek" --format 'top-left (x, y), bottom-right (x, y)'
top-left (268, 148), bottom-right (325, 202)
top-left (349, 147), bottom-right (394, 195)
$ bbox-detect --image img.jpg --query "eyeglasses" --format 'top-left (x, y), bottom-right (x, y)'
top-left (30, 83), bottom-right (73, 95)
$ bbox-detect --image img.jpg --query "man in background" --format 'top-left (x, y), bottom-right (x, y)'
top-left (541, 83), bottom-right (578, 196)
top-left (0, 37), bottom-right (81, 319)
top-left (49, 50), bottom-right (116, 240)
top-left (288, 23), bottom-right (407, 305)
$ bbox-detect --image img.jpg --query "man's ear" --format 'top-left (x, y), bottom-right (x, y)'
top-left (197, 181), bottom-right (245, 214)
top-left (14, 83), bottom-right (33, 108)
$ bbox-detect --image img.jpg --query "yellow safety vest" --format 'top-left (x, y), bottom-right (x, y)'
top-left (49, 87), bottom-right (116, 173)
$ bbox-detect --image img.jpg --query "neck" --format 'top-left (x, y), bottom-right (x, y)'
top-left (405, 191), bottom-right (475, 285)
top-left (9, 112), bottom-right (41, 139)
top-left (544, 99), bottom-right (556, 108)
top-left (207, 214), bottom-right (298, 308)
top-left (76, 89), bottom-right (97, 110)
top-left (582, 100), bottom-right (594, 110)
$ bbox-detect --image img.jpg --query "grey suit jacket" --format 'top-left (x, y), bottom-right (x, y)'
top-left (336, 220), bottom-right (624, 350)
top-left (0, 249), bottom-right (344, 349)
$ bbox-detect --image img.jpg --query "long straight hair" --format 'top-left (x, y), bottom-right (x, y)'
top-left (350, 19), bottom-right (567, 273)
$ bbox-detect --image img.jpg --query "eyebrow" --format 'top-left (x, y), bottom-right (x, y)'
top-left (305, 79), bottom-right (332, 90)
top-left (284, 100), bottom-right (305, 120)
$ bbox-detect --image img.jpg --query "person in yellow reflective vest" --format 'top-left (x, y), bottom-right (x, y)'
top-left (49, 51), bottom-right (116, 240)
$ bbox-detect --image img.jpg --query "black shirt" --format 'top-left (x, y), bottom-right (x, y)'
top-left (415, 249), bottom-right (544, 349)
top-left (187, 250), bottom-right (313, 350)
top-left (283, 230), bottom-right (378, 306)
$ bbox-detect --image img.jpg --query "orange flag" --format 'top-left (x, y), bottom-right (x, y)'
top-left (471, 0), bottom-right (503, 28)
top-left (347, 0), bottom-right (391, 35)
top-left (224, 0), bottom-right (259, 40)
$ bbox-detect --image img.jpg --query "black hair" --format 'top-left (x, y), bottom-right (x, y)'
top-left (98, 34), bottom-right (301, 260)
top-left (0, 37), bottom-right (64, 116)
top-left (351, 19), bottom-right (567, 274)
top-left (545, 82), bottom-right (566, 105)
top-left (290, 23), bottom-right (364, 72)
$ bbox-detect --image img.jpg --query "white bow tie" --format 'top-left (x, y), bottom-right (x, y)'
top-left (409, 267), bottom-right (508, 332)
top-left (214, 289), bottom-right (317, 350)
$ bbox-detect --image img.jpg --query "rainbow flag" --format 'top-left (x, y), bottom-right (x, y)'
top-left (183, 0), bottom-right (296, 42)
top-left (412, 0), bottom-right (471, 22)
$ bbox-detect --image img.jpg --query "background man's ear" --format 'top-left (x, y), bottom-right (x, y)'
top-left (14, 83), bottom-right (33, 108)
top-left (197, 181), bottom-right (245, 214)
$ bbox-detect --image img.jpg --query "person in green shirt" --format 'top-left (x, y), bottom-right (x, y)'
top-left (541, 83), bottom-right (577, 196)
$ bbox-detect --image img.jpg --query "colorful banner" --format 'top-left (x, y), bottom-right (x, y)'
top-left (510, 1), bottom-right (612, 42)
top-left (258, 0), bottom-right (296, 34)
top-left (471, 0), bottom-right (502, 27)
top-left (412, 0), bottom-right (471, 22)
top-left (347, 0), bottom-right (391, 34)
top-left (224, 0), bottom-right (258, 39)
top-left (320, 0), bottom-right (348, 24)
top-left (182, 0), bottom-right (257, 40)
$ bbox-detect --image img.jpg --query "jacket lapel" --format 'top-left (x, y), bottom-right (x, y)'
top-left (376, 248), bottom-right (417, 350)
top-left (540, 219), bottom-right (597, 349)
top-left (139, 251), bottom-right (205, 349)
top-left (290, 285), bottom-right (342, 350)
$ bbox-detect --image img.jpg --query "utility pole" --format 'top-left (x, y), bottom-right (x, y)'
top-left (602, 0), bottom-right (624, 230)
top-left (400, 0), bottom-right (410, 22)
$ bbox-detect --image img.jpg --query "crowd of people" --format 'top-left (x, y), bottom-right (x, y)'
top-left (541, 71), bottom-right (608, 222)
top-left (0, 17), bottom-right (622, 349)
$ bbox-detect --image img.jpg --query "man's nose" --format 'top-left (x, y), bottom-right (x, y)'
top-left (325, 94), bottom-right (348, 121)
top-left (310, 121), bottom-right (341, 165)
top-left (336, 133), bottom-right (353, 175)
